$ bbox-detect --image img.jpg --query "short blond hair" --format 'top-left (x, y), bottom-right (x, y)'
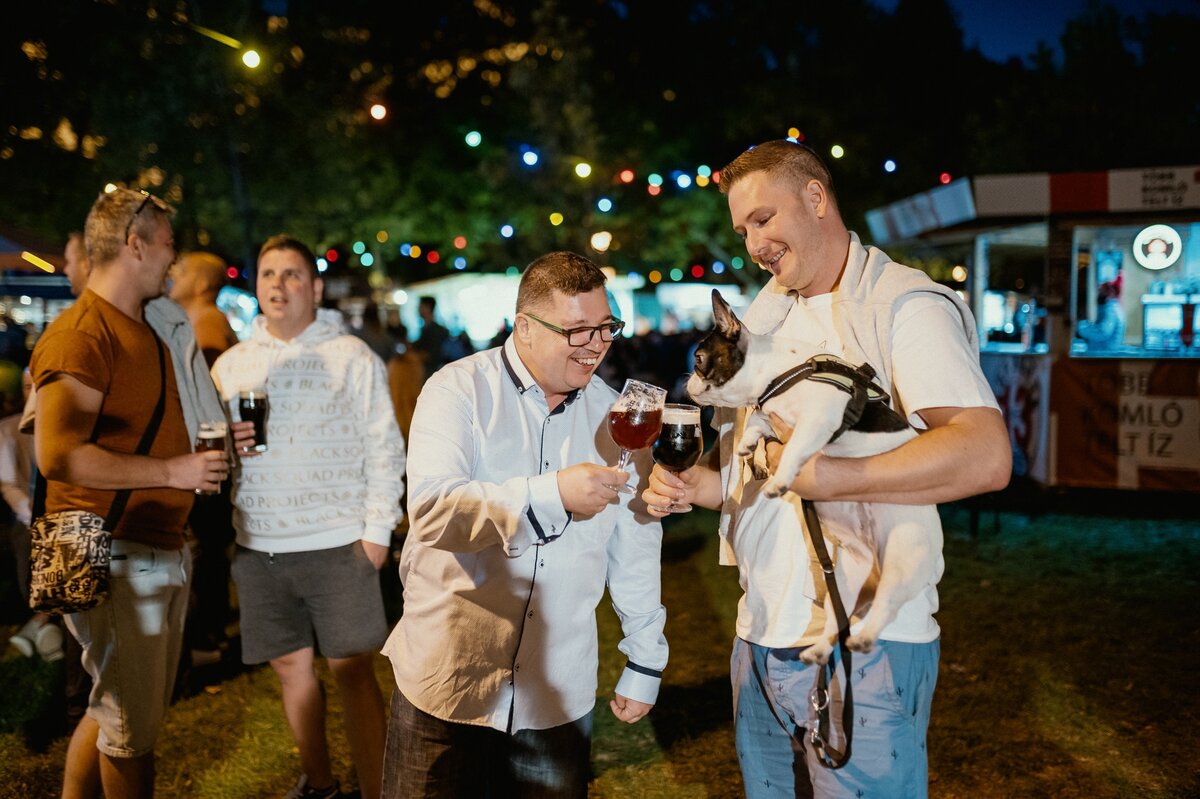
top-left (719, 140), bottom-right (838, 209)
top-left (84, 189), bottom-right (174, 265)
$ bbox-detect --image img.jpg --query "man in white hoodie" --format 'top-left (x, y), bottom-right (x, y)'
top-left (212, 234), bottom-right (405, 799)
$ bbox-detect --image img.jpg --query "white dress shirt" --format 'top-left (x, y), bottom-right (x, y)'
top-left (383, 336), bottom-right (668, 732)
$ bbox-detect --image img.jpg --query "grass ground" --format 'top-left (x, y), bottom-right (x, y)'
top-left (1, 494), bottom-right (1197, 797)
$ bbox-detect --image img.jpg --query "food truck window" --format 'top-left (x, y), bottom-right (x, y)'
top-left (1071, 222), bottom-right (1199, 357)
top-left (974, 224), bottom-right (1048, 353)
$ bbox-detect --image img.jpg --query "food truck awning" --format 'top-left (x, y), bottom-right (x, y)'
top-left (867, 165), bottom-right (1200, 245)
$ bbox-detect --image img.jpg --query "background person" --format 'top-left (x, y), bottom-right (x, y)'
top-left (212, 234), bottom-right (405, 799)
top-left (168, 251), bottom-right (239, 368)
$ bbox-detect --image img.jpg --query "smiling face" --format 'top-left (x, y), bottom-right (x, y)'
top-left (726, 170), bottom-right (842, 297)
top-left (256, 247), bottom-right (323, 341)
top-left (515, 287), bottom-right (615, 409)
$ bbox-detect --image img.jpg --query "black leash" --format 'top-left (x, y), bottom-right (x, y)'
top-left (743, 499), bottom-right (856, 771)
top-left (802, 498), bottom-right (855, 769)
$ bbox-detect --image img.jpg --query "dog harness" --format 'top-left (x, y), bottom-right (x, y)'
top-left (755, 354), bottom-right (894, 442)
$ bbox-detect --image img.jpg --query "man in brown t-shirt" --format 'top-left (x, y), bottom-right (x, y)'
top-left (31, 188), bottom-right (231, 799)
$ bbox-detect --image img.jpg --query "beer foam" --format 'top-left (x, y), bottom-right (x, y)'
top-left (198, 422), bottom-right (227, 438)
top-left (662, 406), bottom-right (700, 425)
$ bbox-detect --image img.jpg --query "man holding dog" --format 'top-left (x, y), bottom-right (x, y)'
top-left (643, 140), bottom-right (1010, 797)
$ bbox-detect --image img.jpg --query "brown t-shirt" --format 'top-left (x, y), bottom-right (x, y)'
top-left (30, 290), bottom-right (193, 549)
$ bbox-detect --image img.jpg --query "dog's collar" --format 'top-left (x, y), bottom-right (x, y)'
top-left (756, 354), bottom-right (892, 441)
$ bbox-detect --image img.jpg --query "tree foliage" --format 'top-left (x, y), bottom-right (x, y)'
top-left (1, 0), bottom-right (1197, 283)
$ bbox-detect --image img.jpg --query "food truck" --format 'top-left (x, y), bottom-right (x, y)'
top-left (866, 165), bottom-right (1200, 491)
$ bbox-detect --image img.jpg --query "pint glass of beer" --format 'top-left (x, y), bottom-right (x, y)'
top-left (651, 404), bottom-right (703, 512)
top-left (238, 388), bottom-right (269, 453)
top-left (194, 421), bottom-right (227, 495)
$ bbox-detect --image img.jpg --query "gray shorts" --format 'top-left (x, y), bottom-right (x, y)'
top-left (232, 541), bottom-right (387, 665)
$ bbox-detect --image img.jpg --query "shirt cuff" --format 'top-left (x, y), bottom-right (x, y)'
top-left (527, 472), bottom-right (569, 543)
top-left (361, 525), bottom-right (394, 548)
top-left (615, 663), bottom-right (662, 706)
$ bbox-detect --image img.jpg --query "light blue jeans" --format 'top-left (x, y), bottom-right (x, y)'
top-left (732, 637), bottom-right (939, 798)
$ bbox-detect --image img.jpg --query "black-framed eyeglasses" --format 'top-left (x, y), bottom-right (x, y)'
top-left (524, 312), bottom-right (625, 346)
top-left (124, 190), bottom-right (154, 241)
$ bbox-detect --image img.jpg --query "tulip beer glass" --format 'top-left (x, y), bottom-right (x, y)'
top-left (651, 404), bottom-right (703, 511)
top-left (607, 379), bottom-right (667, 493)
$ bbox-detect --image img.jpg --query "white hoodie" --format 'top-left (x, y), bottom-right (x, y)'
top-left (212, 308), bottom-right (406, 553)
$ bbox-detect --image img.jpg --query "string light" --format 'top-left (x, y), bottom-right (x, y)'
top-left (465, 130), bottom-right (482, 147)
top-left (574, 162), bottom-right (592, 178)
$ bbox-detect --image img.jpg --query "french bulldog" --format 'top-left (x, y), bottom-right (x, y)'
top-left (686, 290), bottom-right (942, 664)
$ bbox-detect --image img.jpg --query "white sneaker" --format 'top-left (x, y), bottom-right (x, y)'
top-left (8, 619), bottom-right (42, 658)
top-left (34, 623), bottom-right (64, 662)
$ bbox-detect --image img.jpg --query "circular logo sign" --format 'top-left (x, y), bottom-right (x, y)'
top-left (1132, 224), bottom-right (1182, 271)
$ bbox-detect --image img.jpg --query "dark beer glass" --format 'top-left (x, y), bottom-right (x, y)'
top-left (607, 379), bottom-right (667, 493)
top-left (238, 388), bottom-right (269, 453)
top-left (194, 421), bottom-right (227, 495)
top-left (652, 404), bottom-right (702, 512)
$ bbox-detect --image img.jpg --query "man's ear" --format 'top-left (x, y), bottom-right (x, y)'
top-left (712, 289), bottom-right (741, 338)
top-left (313, 276), bottom-right (324, 305)
top-left (809, 179), bottom-right (828, 220)
top-left (514, 313), bottom-right (532, 345)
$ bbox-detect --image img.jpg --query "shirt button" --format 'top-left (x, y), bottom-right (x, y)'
top-left (528, 611), bottom-right (534, 619)
top-left (515, 664), bottom-right (520, 672)
top-left (539, 559), bottom-right (545, 567)
top-left (550, 525), bottom-right (556, 533)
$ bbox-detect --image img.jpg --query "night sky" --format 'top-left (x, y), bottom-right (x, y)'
top-left (871, 0), bottom-right (1200, 62)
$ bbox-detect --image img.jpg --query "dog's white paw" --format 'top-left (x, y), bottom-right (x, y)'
top-left (846, 633), bottom-right (876, 654)
top-left (762, 476), bottom-right (788, 498)
top-left (801, 640), bottom-right (834, 665)
top-left (736, 434), bottom-right (762, 459)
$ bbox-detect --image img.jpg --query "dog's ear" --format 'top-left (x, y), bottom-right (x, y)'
top-left (712, 289), bottom-right (742, 339)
